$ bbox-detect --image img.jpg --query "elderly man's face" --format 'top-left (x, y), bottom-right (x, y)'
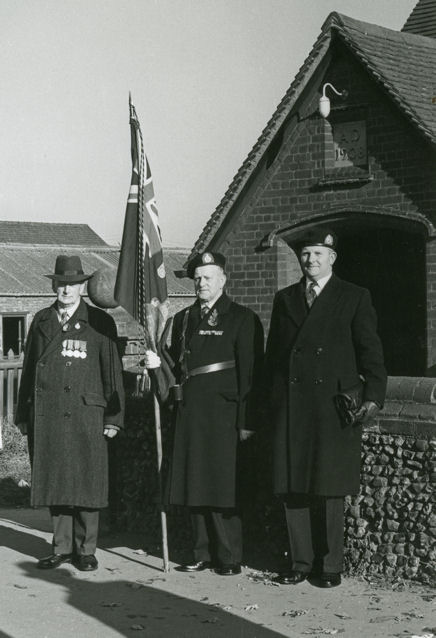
top-left (53, 281), bottom-right (85, 308)
top-left (194, 265), bottom-right (226, 303)
top-left (299, 245), bottom-right (336, 281)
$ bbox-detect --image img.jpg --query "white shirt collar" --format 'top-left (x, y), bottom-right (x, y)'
top-left (57, 298), bottom-right (81, 321)
top-left (306, 272), bottom-right (332, 294)
top-left (200, 291), bottom-right (223, 310)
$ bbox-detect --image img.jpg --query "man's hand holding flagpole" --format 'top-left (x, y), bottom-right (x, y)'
top-left (114, 94), bottom-right (174, 572)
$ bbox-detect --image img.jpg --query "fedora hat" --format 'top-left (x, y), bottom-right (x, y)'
top-left (45, 255), bottom-right (91, 283)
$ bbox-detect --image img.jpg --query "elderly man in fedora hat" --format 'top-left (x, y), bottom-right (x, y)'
top-left (16, 255), bottom-right (124, 571)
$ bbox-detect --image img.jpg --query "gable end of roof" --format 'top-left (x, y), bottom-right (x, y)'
top-left (188, 10), bottom-right (436, 262)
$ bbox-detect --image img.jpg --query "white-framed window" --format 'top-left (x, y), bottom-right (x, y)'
top-left (1, 314), bottom-right (27, 358)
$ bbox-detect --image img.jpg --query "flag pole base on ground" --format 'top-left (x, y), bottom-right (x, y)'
top-left (153, 392), bottom-right (170, 572)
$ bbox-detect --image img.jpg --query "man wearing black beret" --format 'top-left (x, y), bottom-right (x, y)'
top-left (265, 227), bottom-right (387, 588)
top-left (145, 251), bottom-right (264, 575)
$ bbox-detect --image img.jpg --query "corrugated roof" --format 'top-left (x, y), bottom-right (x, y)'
top-left (0, 244), bottom-right (194, 297)
top-left (0, 221), bottom-right (108, 246)
top-left (189, 11), bottom-right (436, 260)
top-left (402, 0), bottom-right (436, 39)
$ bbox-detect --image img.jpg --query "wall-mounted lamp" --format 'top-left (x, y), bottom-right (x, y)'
top-left (319, 83), bottom-right (348, 118)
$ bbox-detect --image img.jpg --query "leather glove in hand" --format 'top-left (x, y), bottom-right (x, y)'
top-left (355, 400), bottom-right (380, 424)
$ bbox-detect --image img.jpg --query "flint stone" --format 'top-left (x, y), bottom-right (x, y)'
top-left (412, 483), bottom-right (425, 493)
top-left (385, 553), bottom-right (397, 566)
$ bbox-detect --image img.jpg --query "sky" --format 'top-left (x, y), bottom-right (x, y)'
top-left (0, 0), bottom-right (417, 249)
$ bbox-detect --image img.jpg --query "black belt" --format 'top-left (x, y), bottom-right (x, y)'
top-left (187, 360), bottom-right (235, 378)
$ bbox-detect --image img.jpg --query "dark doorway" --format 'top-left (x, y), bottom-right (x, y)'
top-left (333, 226), bottom-right (426, 376)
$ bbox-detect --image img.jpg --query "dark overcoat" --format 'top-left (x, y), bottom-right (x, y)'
top-left (265, 275), bottom-right (386, 497)
top-left (15, 300), bottom-right (124, 508)
top-left (167, 293), bottom-right (264, 508)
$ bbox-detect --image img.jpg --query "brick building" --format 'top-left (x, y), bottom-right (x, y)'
top-left (0, 220), bottom-right (194, 366)
top-left (188, 2), bottom-right (436, 380)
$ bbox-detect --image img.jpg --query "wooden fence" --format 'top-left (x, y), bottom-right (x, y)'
top-left (0, 352), bottom-right (23, 449)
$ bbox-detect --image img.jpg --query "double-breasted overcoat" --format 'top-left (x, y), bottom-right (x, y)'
top-left (265, 275), bottom-right (386, 497)
top-left (167, 293), bottom-right (263, 508)
top-left (16, 300), bottom-right (124, 508)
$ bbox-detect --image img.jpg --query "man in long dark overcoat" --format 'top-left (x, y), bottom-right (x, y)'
top-left (145, 251), bottom-right (263, 575)
top-left (15, 255), bottom-right (124, 571)
top-left (265, 228), bottom-right (386, 588)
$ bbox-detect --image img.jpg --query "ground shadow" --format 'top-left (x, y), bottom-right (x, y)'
top-left (0, 522), bottom-right (50, 558)
top-left (1, 523), bottom-right (287, 636)
top-left (13, 558), bottom-right (287, 638)
top-left (0, 478), bottom-right (30, 507)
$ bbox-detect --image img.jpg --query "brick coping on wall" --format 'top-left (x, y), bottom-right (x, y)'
top-left (370, 376), bottom-right (436, 438)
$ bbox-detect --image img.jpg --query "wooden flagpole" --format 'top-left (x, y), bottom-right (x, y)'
top-left (152, 391), bottom-right (170, 572)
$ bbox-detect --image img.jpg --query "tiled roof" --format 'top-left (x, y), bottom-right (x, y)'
top-left (0, 245), bottom-right (194, 297)
top-left (402, 0), bottom-right (436, 39)
top-left (189, 11), bottom-right (436, 260)
top-left (334, 13), bottom-right (436, 141)
top-left (0, 221), bottom-right (108, 246)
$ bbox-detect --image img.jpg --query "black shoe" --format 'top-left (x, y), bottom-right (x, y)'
top-left (75, 554), bottom-right (98, 571)
top-left (175, 560), bottom-right (212, 572)
top-left (315, 572), bottom-right (341, 588)
top-left (37, 553), bottom-right (73, 569)
top-left (215, 563), bottom-right (241, 576)
top-left (274, 570), bottom-right (308, 585)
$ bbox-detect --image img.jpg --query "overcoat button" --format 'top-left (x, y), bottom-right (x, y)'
top-left (293, 347), bottom-right (301, 354)
top-left (64, 385), bottom-right (71, 392)
top-left (64, 411), bottom-right (71, 418)
top-left (65, 361), bottom-right (72, 367)
top-left (290, 377), bottom-right (300, 384)
top-left (316, 348), bottom-right (323, 355)
top-left (315, 379), bottom-right (323, 385)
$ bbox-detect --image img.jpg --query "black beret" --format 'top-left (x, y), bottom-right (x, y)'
top-left (186, 251), bottom-right (226, 279)
top-left (294, 227), bottom-right (338, 251)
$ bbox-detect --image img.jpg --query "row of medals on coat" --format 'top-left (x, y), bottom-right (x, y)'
top-left (61, 322), bottom-right (87, 358)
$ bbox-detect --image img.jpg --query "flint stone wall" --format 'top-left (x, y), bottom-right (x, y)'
top-left (345, 377), bottom-right (435, 585)
top-left (114, 375), bottom-right (435, 585)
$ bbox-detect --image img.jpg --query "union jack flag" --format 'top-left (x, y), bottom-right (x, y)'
top-left (115, 96), bottom-right (173, 400)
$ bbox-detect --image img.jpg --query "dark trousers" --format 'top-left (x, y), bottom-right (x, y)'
top-left (284, 494), bottom-right (344, 574)
top-left (190, 507), bottom-right (242, 565)
top-left (49, 506), bottom-right (100, 556)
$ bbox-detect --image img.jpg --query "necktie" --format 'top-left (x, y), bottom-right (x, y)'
top-left (200, 305), bottom-right (209, 319)
top-left (60, 311), bottom-right (70, 326)
top-left (306, 282), bottom-right (317, 309)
